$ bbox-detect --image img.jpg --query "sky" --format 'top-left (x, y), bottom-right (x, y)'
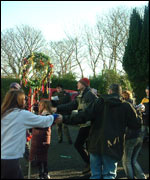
top-left (1, 1), bottom-right (149, 41)
top-left (1, 1), bottom-right (148, 78)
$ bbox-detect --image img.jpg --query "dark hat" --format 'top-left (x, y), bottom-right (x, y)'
top-left (79, 78), bottom-right (90, 87)
top-left (10, 82), bottom-right (21, 90)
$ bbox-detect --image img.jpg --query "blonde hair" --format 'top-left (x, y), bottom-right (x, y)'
top-left (38, 99), bottom-right (52, 115)
top-left (1, 89), bottom-right (25, 118)
top-left (122, 90), bottom-right (133, 100)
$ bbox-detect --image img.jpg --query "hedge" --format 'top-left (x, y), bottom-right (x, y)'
top-left (1, 77), bottom-right (78, 103)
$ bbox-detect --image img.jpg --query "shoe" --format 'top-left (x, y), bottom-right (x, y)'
top-left (37, 174), bottom-right (44, 179)
top-left (43, 172), bottom-right (50, 179)
top-left (82, 164), bottom-right (90, 174)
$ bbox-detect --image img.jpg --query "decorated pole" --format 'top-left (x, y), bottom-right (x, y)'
top-left (20, 52), bottom-right (53, 179)
top-left (28, 89), bottom-right (33, 179)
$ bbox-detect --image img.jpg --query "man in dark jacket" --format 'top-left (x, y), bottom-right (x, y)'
top-left (51, 84), bottom-right (72, 144)
top-left (62, 84), bottom-right (142, 179)
top-left (52, 78), bottom-right (98, 174)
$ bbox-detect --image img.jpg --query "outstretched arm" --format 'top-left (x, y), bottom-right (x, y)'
top-left (62, 98), bottom-right (102, 125)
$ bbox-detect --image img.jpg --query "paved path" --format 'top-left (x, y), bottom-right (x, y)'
top-left (21, 125), bottom-right (149, 179)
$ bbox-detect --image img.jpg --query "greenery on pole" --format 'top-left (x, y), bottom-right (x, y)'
top-left (122, 4), bottom-right (149, 103)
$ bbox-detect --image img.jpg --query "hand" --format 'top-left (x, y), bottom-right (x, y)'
top-left (51, 107), bottom-right (57, 113)
top-left (55, 114), bottom-right (63, 124)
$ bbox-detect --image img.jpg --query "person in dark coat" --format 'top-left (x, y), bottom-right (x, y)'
top-left (52, 78), bottom-right (98, 174)
top-left (29, 100), bottom-right (52, 179)
top-left (122, 90), bottom-right (146, 179)
top-left (62, 84), bottom-right (142, 179)
top-left (51, 84), bottom-right (73, 144)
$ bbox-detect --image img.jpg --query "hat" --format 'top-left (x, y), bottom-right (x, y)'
top-left (10, 82), bottom-right (21, 90)
top-left (79, 78), bottom-right (90, 87)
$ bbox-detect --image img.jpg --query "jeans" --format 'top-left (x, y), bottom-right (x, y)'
top-left (90, 153), bottom-right (118, 179)
top-left (122, 137), bottom-right (146, 179)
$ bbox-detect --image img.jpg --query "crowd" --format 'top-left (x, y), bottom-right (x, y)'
top-left (1, 79), bottom-right (149, 179)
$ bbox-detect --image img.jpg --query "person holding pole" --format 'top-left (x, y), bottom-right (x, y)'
top-left (1, 89), bottom-right (62, 179)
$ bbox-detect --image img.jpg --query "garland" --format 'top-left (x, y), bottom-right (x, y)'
top-left (20, 52), bottom-right (53, 111)
top-left (21, 52), bottom-right (53, 90)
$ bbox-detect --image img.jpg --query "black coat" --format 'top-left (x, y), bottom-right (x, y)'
top-left (57, 87), bottom-right (97, 127)
top-left (63, 93), bottom-right (142, 161)
top-left (52, 90), bottom-right (72, 115)
top-left (57, 87), bottom-right (97, 112)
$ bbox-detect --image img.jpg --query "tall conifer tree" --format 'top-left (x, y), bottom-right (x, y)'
top-left (123, 5), bottom-right (149, 103)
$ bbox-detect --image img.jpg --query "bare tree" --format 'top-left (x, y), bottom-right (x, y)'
top-left (65, 33), bottom-right (86, 78)
top-left (48, 39), bottom-right (77, 77)
top-left (96, 6), bottom-right (130, 72)
top-left (1, 24), bottom-right (46, 78)
top-left (83, 25), bottom-right (104, 77)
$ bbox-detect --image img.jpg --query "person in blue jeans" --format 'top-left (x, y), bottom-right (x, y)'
top-left (122, 90), bottom-right (146, 179)
top-left (122, 136), bottom-right (146, 179)
top-left (90, 154), bottom-right (118, 179)
top-left (62, 84), bottom-right (142, 179)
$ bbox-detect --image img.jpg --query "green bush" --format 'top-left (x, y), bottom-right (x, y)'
top-left (1, 77), bottom-right (78, 103)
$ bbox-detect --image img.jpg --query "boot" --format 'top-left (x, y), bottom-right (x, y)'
top-left (43, 172), bottom-right (50, 179)
top-left (43, 162), bottom-right (50, 179)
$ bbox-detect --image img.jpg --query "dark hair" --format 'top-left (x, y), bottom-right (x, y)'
top-left (146, 86), bottom-right (149, 90)
top-left (56, 84), bottom-right (63, 89)
top-left (109, 84), bottom-right (122, 95)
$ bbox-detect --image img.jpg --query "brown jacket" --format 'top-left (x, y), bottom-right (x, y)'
top-left (29, 111), bottom-right (51, 162)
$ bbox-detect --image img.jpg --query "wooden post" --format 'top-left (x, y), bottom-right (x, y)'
top-left (28, 89), bottom-right (34, 179)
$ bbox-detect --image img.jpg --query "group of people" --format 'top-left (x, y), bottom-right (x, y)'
top-left (1, 78), bottom-right (149, 179)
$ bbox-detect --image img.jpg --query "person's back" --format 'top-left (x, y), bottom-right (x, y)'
top-left (87, 93), bottom-right (141, 160)
top-left (1, 89), bottom-right (61, 179)
top-left (62, 84), bottom-right (142, 179)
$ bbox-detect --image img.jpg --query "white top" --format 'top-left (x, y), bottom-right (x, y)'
top-left (1, 108), bottom-right (54, 159)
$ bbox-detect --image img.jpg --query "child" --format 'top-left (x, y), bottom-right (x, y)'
top-left (1, 90), bottom-right (61, 179)
top-left (29, 100), bottom-right (53, 179)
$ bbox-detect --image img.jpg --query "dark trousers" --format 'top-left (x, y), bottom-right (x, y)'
top-left (1, 159), bottom-right (24, 179)
top-left (57, 123), bottom-right (72, 142)
top-left (38, 161), bottom-right (48, 175)
top-left (74, 126), bottom-right (90, 164)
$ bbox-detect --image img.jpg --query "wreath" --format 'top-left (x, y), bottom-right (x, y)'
top-left (20, 52), bottom-right (54, 111)
top-left (21, 52), bottom-right (53, 90)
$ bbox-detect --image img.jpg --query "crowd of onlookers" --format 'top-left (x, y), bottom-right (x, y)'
top-left (1, 79), bottom-right (149, 179)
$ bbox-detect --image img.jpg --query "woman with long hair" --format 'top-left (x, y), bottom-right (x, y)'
top-left (122, 90), bottom-right (146, 179)
top-left (1, 90), bottom-right (61, 179)
top-left (29, 100), bottom-right (53, 179)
